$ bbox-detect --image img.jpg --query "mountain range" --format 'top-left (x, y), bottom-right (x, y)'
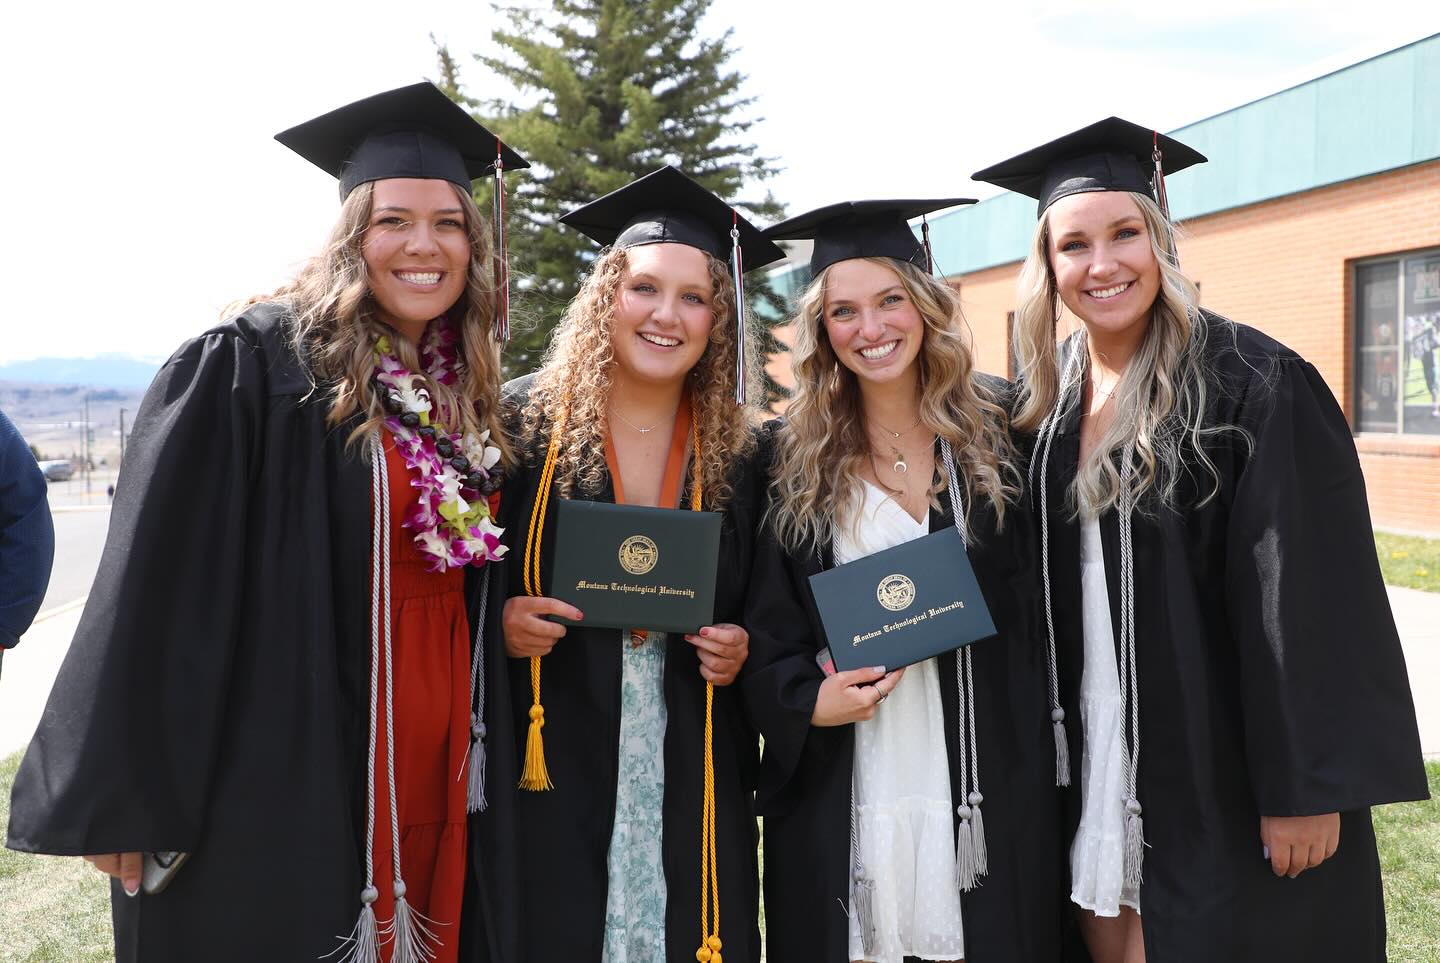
top-left (0, 355), bottom-right (162, 390)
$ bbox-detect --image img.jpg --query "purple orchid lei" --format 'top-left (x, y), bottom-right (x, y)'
top-left (373, 321), bottom-right (506, 572)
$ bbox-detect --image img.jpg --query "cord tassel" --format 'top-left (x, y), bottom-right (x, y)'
top-left (464, 568), bottom-right (491, 813)
top-left (519, 656), bottom-right (553, 790)
top-left (729, 210), bottom-right (747, 405)
top-left (1123, 798), bottom-right (1145, 891)
top-left (387, 879), bottom-right (441, 963)
top-left (492, 141), bottom-right (510, 342)
top-left (467, 714), bottom-right (488, 813)
top-left (849, 788), bottom-right (880, 957)
top-left (954, 805), bottom-right (977, 892)
top-left (1052, 714), bottom-right (1071, 787)
top-left (968, 790), bottom-right (988, 878)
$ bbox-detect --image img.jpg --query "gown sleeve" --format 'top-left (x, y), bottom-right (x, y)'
top-left (6, 327), bottom-right (266, 856)
top-left (739, 483), bottom-right (828, 802)
top-left (1224, 356), bottom-right (1428, 816)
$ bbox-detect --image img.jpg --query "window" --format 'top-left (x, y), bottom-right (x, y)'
top-left (1354, 248), bottom-right (1440, 435)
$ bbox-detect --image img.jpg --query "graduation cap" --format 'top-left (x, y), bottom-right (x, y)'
top-left (560, 166), bottom-right (786, 402)
top-left (971, 116), bottom-right (1206, 218)
top-left (764, 198), bottom-right (977, 277)
top-left (275, 82), bottom-right (530, 341)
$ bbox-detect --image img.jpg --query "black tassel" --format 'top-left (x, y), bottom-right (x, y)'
top-left (729, 210), bottom-right (746, 405)
top-left (922, 216), bottom-right (935, 276)
top-left (1151, 131), bottom-right (1171, 221)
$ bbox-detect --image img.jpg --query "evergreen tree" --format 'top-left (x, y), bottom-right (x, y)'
top-left (434, 1), bottom-right (790, 401)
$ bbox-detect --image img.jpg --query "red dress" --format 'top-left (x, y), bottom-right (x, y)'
top-left (369, 437), bottom-right (471, 963)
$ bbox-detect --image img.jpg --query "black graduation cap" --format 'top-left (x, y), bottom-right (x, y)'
top-left (274, 81), bottom-right (529, 200)
top-left (276, 82), bottom-right (529, 341)
top-left (971, 116), bottom-right (1205, 218)
top-left (560, 166), bottom-right (785, 403)
top-left (560, 166), bottom-right (784, 268)
top-left (764, 199), bottom-right (977, 277)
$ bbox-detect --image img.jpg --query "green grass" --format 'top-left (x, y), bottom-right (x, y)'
top-left (1375, 761), bottom-right (1440, 962)
top-left (1377, 532), bottom-right (1440, 593)
top-left (0, 754), bottom-right (1435, 960)
top-left (0, 751), bottom-right (112, 962)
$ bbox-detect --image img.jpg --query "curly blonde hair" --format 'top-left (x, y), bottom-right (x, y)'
top-left (769, 257), bottom-right (1021, 553)
top-left (233, 180), bottom-right (509, 462)
top-left (1012, 191), bottom-right (1239, 516)
top-left (518, 245), bottom-right (759, 510)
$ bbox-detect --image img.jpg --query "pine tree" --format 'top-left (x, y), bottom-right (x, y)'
top-left (434, 1), bottom-right (790, 401)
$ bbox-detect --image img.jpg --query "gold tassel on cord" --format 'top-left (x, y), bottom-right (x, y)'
top-left (518, 422), bottom-right (563, 791)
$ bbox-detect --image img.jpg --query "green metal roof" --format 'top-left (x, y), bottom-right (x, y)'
top-left (860, 32), bottom-right (1440, 281)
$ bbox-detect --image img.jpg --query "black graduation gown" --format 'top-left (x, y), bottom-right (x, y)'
top-left (4, 303), bottom-right (509, 962)
top-left (473, 374), bottom-right (765, 963)
top-left (742, 425), bottom-right (1065, 963)
top-left (1037, 315), bottom-right (1429, 962)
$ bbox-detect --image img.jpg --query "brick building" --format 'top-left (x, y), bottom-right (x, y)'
top-left (763, 33), bottom-right (1440, 534)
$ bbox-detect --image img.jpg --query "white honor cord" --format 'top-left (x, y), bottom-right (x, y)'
top-left (464, 567), bottom-right (491, 813)
top-left (1116, 442), bottom-right (1145, 889)
top-left (1031, 345), bottom-right (1084, 787)
top-left (941, 438), bottom-right (986, 889)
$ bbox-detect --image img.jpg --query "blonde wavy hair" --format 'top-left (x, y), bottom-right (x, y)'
top-left (1012, 191), bottom-right (1237, 516)
top-left (769, 257), bottom-right (1021, 553)
top-left (518, 245), bottom-right (759, 510)
top-left (234, 180), bottom-right (509, 461)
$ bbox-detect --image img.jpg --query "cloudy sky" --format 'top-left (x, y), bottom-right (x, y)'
top-left (2, 1), bottom-right (1432, 361)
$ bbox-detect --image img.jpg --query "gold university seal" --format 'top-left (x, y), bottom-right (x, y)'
top-left (876, 573), bottom-right (916, 612)
top-left (618, 535), bottom-right (659, 575)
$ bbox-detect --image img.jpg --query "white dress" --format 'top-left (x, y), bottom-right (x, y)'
top-left (1069, 516), bottom-right (1141, 916)
top-left (841, 481), bottom-right (966, 963)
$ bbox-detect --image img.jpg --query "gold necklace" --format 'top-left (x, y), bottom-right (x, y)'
top-left (868, 416), bottom-right (922, 475)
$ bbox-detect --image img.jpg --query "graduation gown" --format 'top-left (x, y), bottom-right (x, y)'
top-left (742, 422), bottom-right (1065, 963)
top-left (1037, 314), bottom-right (1428, 962)
top-left (472, 374), bottom-right (765, 963)
top-left (4, 303), bottom-right (509, 962)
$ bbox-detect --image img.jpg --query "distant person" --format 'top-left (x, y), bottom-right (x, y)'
top-left (106, 483), bottom-right (114, 501)
top-left (6, 84), bottom-right (526, 963)
top-left (0, 408), bottom-right (56, 680)
top-left (974, 119), bottom-right (1427, 963)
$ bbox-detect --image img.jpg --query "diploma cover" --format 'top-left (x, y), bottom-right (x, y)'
top-left (809, 526), bottom-right (997, 671)
top-left (550, 499), bottom-right (721, 633)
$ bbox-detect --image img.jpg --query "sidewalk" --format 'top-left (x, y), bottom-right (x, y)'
top-left (1389, 585), bottom-right (1440, 760)
top-left (0, 602), bottom-right (84, 759)
top-left (3, 587), bottom-right (1438, 762)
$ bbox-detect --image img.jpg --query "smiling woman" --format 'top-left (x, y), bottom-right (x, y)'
top-left (3, 82), bottom-right (527, 963)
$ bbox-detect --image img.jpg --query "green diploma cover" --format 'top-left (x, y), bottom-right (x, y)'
top-left (809, 527), bottom-right (997, 671)
top-left (549, 500), bottom-right (722, 634)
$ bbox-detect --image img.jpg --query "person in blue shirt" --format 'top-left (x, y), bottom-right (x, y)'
top-left (0, 407), bottom-right (56, 676)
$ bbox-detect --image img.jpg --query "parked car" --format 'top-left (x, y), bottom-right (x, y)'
top-left (39, 460), bottom-right (74, 482)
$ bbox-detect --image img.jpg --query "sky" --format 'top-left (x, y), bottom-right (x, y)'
top-left (1, 1), bottom-right (1434, 362)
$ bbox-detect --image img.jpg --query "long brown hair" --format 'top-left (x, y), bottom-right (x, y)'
top-left (769, 257), bottom-right (1020, 552)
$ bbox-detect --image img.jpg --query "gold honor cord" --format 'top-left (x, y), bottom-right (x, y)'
top-left (519, 413), bottom-right (565, 792)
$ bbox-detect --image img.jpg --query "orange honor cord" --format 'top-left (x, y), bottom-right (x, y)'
top-left (518, 412), bottom-right (565, 792)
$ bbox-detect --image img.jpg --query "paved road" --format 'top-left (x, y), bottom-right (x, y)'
top-left (39, 508), bottom-right (110, 613)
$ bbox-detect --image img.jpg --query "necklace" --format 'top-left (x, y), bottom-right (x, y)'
top-left (373, 322), bottom-right (505, 571)
top-left (611, 406), bottom-right (663, 434)
top-left (867, 415), bottom-right (922, 475)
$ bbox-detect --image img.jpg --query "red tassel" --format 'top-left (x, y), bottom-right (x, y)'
top-left (492, 141), bottom-right (510, 342)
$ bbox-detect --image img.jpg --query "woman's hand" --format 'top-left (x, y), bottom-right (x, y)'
top-left (503, 596), bottom-right (582, 658)
top-left (1260, 813), bottom-right (1340, 877)
top-left (811, 666), bottom-right (905, 727)
top-left (685, 623), bottom-right (749, 686)
top-left (84, 852), bottom-right (143, 896)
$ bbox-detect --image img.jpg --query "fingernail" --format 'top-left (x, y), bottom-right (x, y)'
top-left (123, 880), bottom-right (140, 897)
top-left (872, 666), bottom-right (886, 673)
top-left (1262, 845), bottom-right (1270, 860)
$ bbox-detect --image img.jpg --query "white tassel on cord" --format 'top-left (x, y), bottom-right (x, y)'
top-left (1030, 345), bottom-right (1084, 788)
top-left (372, 439), bottom-right (443, 963)
top-left (848, 790), bottom-right (879, 957)
top-left (942, 439), bottom-right (988, 891)
top-left (1116, 454), bottom-right (1146, 892)
top-left (464, 568), bottom-right (491, 814)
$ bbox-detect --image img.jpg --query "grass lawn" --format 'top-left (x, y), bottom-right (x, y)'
top-left (1376, 531), bottom-right (1440, 593)
top-left (0, 751), bottom-right (1436, 961)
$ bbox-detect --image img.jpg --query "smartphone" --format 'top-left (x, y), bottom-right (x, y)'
top-left (141, 851), bottom-right (189, 895)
